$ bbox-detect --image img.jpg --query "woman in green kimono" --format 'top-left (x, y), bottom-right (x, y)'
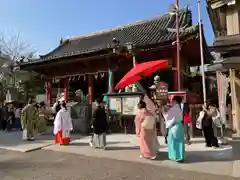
top-left (165, 96), bottom-right (185, 163)
top-left (21, 98), bottom-right (39, 141)
top-left (37, 101), bottom-right (48, 134)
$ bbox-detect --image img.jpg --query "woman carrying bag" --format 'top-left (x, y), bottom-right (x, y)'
top-left (196, 104), bottom-right (219, 148)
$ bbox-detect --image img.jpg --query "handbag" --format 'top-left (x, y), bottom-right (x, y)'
top-left (141, 116), bottom-right (155, 130)
top-left (213, 117), bottom-right (222, 127)
top-left (22, 129), bottom-right (27, 140)
top-left (212, 109), bottom-right (222, 128)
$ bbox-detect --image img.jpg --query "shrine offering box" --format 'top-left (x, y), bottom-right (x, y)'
top-left (104, 92), bottom-right (143, 116)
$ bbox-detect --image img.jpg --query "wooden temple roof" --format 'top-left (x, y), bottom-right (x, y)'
top-left (21, 7), bottom-right (212, 66)
top-left (209, 34), bottom-right (240, 54)
top-left (212, 34), bottom-right (240, 47)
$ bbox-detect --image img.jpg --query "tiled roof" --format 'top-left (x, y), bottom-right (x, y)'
top-left (40, 7), bottom-right (194, 61)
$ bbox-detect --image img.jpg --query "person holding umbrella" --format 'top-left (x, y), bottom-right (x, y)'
top-left (134, 100), bottom-right (157, 160)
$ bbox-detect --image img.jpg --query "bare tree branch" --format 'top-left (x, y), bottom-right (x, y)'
top-left (0, 32), bottom-right (35, 61)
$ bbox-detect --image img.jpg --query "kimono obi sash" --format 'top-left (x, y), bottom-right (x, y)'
top-left (142, 116), bottom-right (155, 130)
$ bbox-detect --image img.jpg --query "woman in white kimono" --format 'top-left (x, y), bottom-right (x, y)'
top-left (54, 102), bottom-right (73, 145)
top-left (165, 96), bottom-right (185, 162)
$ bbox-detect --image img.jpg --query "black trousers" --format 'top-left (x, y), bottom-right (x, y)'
top-left (2, 120), bottom-right (6, 131)
top-left (202, 126), bottom-right (219, 147)
top-left (6, 120), bottom-right (12, 131)
top-left (165, 128), bottom-right (168, 144)
top-left (183, 123), bottom-right (190, 141)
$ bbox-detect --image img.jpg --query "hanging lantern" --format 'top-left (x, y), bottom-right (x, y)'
top-left (94, 73), bottom-right (98, 79)
top-left (55, 78), bottom-right (60, 83)
top-left (72, 76), bottom-right (75, 81)
top-left (78, 75), bottom-right (81, 80)
top-left (100, 72), bottom-right (105, 78)
top-left (83, 75), bottom-right (86, 81)
top-left (68, 77), bottom-right (71, 82)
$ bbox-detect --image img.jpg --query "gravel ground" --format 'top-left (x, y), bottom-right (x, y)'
top-left (0, 149), bottom-right (238, 180)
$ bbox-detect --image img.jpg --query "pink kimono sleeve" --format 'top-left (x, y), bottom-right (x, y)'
top-left (134, 113), bottom-right (143, 136)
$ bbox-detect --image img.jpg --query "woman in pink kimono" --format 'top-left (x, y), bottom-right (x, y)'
top-left (134, 101), bottom-right (156, 160)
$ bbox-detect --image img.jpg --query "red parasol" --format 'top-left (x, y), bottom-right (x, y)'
top-left (115, 60), bottom-right (168, 90)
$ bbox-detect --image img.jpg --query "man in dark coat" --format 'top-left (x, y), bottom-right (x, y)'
top-left (89, 99), bottom-right (108, 149)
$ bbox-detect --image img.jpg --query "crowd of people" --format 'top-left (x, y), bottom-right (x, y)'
top-left (0, 103), bottom-right (22, 132)
top-left (0, 98), bottom-right (67, 141)
top-left (133, 96), bottom-right (222, 162)
top-left (0, 95), bottom-right (224, 163)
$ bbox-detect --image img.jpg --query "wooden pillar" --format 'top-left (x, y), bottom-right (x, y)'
top-left (88, 74), bottom-right (93, 104)
top-left (46, 79), bottom-right (52, 105)
top-left (227, 103), bottom-right (233, 131)
top-left (63, 77), bottom-right (69, 103)
top-left (229, 69), bottom-right (240, 135)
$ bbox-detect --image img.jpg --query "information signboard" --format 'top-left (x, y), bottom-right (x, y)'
top-left (122, 96), bottom-right (140, 115)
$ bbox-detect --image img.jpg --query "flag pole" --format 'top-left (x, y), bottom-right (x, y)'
top-left (197, 0), bottom-right (207, 105)
top-left (176, 0), bottom-right (181, 91)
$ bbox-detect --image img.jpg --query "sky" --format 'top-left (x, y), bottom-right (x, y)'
top-left (0, 0), bottom-right (214, 56)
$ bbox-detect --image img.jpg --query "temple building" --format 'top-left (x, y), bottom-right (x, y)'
top-left (19, 7), bottom-right (212, 105)
top-left (207, 0), bottom-right (240, 135)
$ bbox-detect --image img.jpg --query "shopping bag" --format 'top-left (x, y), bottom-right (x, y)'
top-left (196, 111), bottom-right (205, 129)
top-left (22, 129), bottom-right (27, 140)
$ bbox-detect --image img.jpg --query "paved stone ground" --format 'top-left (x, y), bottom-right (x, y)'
top-left (44, 134), bottom-right (235, 177)
top-left (0, 131), bottom-right (238, 178)
top-left (0, 128), bottom-right (80, 152)
top-left (231, 140), bottom-right (240, 177)
top-left (0, 131), bottom-right (53, 152)
top-left (0, 149), bottom-right (238, 180)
